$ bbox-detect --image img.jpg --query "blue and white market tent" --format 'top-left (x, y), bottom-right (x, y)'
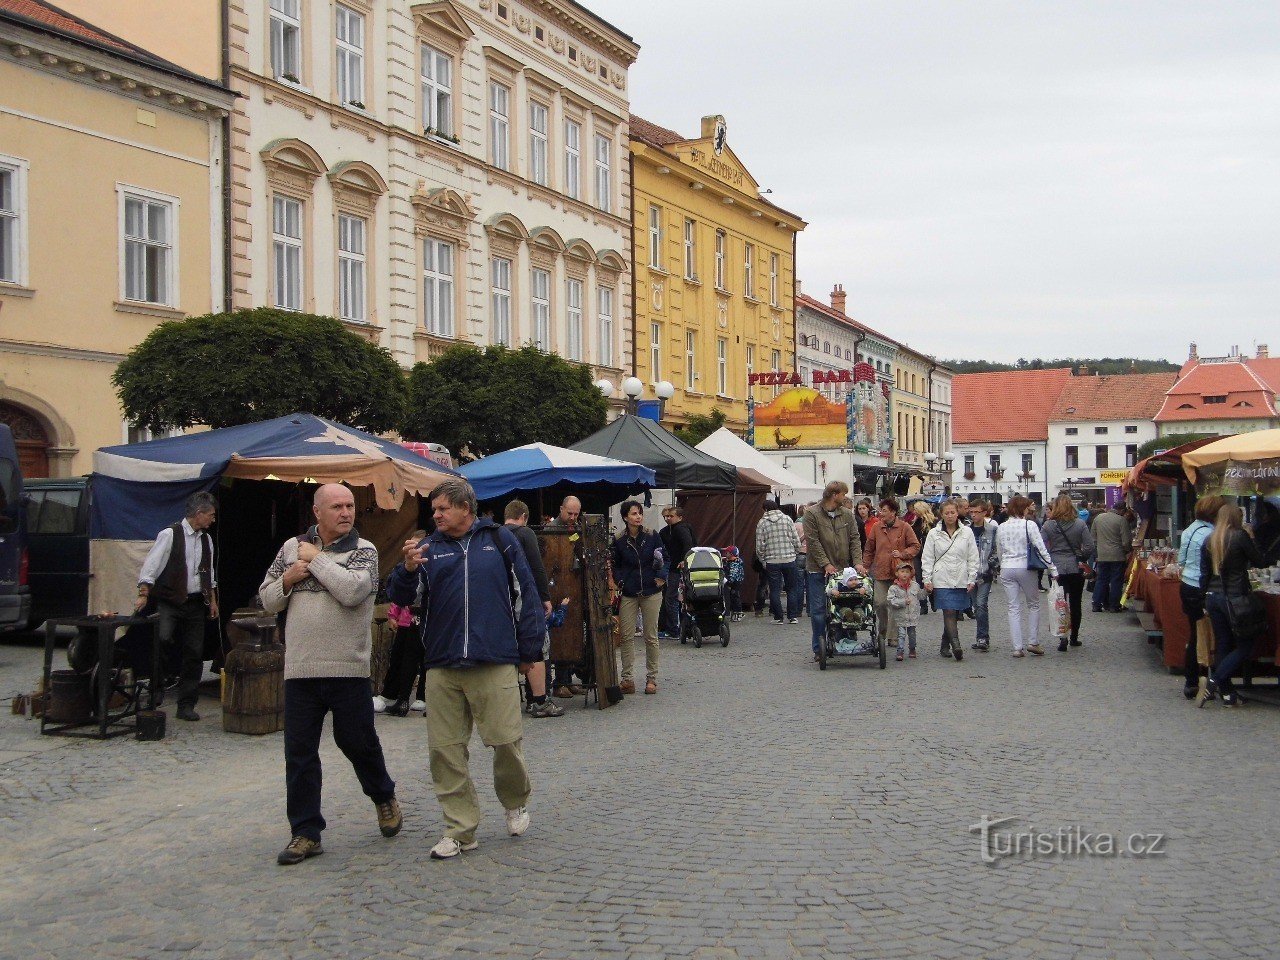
top-left (460, 442), bottom-right (655, 500)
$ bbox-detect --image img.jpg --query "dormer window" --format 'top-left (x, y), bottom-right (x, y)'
top-left (1203, 395), bottom-right (1227, 404)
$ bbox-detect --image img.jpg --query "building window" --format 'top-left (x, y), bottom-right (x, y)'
top-left (1126, 444), bottom-right (1138, 467)
top-left (1065, 426), bottom-right (1078, 436)
top-left (1094, 426), bottom-right (1108, 435)
top-left (271, 195), bottom-right (302, 310)
top-left (1095, 445), bottom-right (1109, 469)
top-left (683, 218), bottom-right (697, 279)
top-left (489, 82), bottom-right (510, 170)
top-left (686, 331), bottom-right (697, 390)
top-left (491, 256), bottom-right (512, 345)
top-left (714, 229), bottom-right (727, 290)
top-left (823, 341), bottom-right (831, 354)
top-left (1203, 395), bottom-right (1226, 404)
top-left (1124, 425), bottom-right (1138, 434)
top-left (743, 242), bottom-right (755, 297)
top-left (989, 454), bottom-right (1001, 472)
top-left (420, 44), bottom-right (453, 136)
top-left (1021, 453), bottom-right (1033, 474)
top-left (0, 156), bottom-right (28, 285)
top-left (648, 205), bottom-right (662, 268)
top-left (717, 337), bottom-right (728, 395)
top-left (529, 101), bottom-right (549, 186)
top-left (423, 238), bottom-right (454, 337)
top-left (771, 350), bottom-right (781, 394)
top-left (650, 321), bottom-right (661, 381)
top-left (1065, 446), bottom-right (1078, 469)
top-left (531, 267), bottom-right (550, 350)
top-left (564, 120), bottom-right (581, 199)
top-left (597, 285), bottom-right (614, 367)
top-left (269, 0), bottom-right (302, 81)
top-left (746, 344), bottom-right (755, 386)
top-left (845, 348), bottom-right (851, 361)
top-left (122, 189), bottom-right (176, 306)
top-left (769, 252), bottom-right (779, 306)
top-left (964, 454), bottom-right (975, 476)
top-left (565, 278), bottom-right (583, 361)
top-left (593, 132), bottom-right (611, 212)
top-left (335, 5), bottom-right (364, 106)
top-left (337, 213), bottom-right (366, 322)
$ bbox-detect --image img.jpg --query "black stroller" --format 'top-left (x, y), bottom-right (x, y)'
top-left (679, 547), bottom-right (730, 648)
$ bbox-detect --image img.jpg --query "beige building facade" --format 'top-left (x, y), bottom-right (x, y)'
top-left (0, 2), bottom-right (233, 476)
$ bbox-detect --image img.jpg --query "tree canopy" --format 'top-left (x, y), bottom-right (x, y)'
top-left (402, 343), bottom-right (608, 453)
top-left (673, 408), bottom-right (729, 449)
top-left (112, 309), bottom-right (407, 433)
top-left (941, 357), bottom-right (1180, 375)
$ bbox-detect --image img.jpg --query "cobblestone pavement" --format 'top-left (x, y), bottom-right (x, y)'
top-left (2, 601), bottom-right (1278, 960)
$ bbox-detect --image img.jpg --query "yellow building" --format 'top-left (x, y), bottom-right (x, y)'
top-left (629, 115), bottom-right (805, 430)
top-left (0, 0), bottom-right (233, 476)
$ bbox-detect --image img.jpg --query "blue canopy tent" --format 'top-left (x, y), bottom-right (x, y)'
top-left (89, 414), bottom-right (457, 616)
top-left (460, 443), bottom-right (655, 501)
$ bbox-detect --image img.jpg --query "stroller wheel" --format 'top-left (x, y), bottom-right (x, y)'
top-left (692, 626), bottom-right (703, 648)
top-left (719, 623), bottom-right (730, 647)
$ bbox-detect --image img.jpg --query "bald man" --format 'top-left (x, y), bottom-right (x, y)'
top-left (260, 484), bottom-right (401, 866)
top-left (545, 496), bottom-right (587, 697)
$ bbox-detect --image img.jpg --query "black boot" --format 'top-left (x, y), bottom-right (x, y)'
top-left (940, 639), bottom-right (952, 659)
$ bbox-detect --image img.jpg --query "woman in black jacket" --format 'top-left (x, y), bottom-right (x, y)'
top-left (610, 501), bottom-right (668, 696)
top-left (1199, 503), bottom-right (1264, 707)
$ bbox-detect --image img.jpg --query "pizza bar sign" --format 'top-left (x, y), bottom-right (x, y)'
top-left (748, 370), bottom-right (855, 387)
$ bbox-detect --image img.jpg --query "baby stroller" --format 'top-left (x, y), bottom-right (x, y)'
top-left (820, 572), bottom-right (884, 670)
top-left (680, 547), bottom-right (730, 648)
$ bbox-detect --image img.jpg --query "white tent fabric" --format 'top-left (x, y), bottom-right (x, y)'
top-left (695, 428), bottom-right (825, 504)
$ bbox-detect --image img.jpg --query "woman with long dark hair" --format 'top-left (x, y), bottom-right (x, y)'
top-left (609, 500), bottom-right (668, 696)
top-left (1041, 495), bottom-right (1094, 651)
top-left (854, 498), bottom-right (877, 553)
top-left (1198, 503), bottom-right (1263, 708)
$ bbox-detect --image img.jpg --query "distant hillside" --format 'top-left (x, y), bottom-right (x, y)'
top-left (941, 358), bottom-right (1180, 375)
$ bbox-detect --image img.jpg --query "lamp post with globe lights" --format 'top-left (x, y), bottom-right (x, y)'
top-left (597, 377), bottom-right (676, 422)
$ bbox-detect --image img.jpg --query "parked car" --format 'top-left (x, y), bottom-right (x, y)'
top-left (24, 477), bottom-right (91, 628)
top-left (0, 424), bottom-right (31, 634)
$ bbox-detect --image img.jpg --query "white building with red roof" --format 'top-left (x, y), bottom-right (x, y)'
top-left (1155, 344), bottom-right (1280, 437)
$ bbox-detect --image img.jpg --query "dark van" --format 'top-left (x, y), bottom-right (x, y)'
top-left (24, 477), bottom-right (91, 626)
top-left (0, 424), bottom-right (31, 633)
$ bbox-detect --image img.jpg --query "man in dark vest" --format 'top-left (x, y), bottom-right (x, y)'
top-left (135, 491), bottom-right (219, 721)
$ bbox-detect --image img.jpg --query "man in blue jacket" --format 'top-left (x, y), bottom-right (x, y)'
top-left (387, 478), bottom-right (546, 860)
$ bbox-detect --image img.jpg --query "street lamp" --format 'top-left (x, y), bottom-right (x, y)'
top-left (596, 378), bottom-right (615, 399)
top-left (655, 379), bottom-right (675, 422)
top-left (924, 451), bottom-right (937, 472)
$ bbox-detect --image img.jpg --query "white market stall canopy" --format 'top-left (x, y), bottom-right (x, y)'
top-left (695, 428), bottom-right (825, 504)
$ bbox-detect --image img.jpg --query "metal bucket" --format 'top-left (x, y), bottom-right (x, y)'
top-left (47, 669), bottom-right (93, 723)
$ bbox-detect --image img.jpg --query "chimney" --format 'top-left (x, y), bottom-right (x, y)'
top-left (1258, 344), bottom-right (1269, 359)
top-left (1230, 345), bottom-right (1240, 358)
top-left (1189, 342), bottom-right (1198, 361)
top-left (830, 284), bottom-right (846, 315)
top-left (1078, 363), bottom-right (1088, 376)
top-left (795, 279), bottom-right (803, 298)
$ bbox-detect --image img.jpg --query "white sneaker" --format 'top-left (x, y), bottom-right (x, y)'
top-left (410, 699), bottom-right (426, 712)
top-left (504, 806), bottom-right (530, 837)
top-left (429, 836), bottom-right (478, 859)
top-left (372, 695), bottom-right (389, 714)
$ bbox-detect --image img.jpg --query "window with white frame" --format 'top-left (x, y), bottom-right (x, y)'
top-left (683, 218), bottom-right (696, 279)
top-left (650, 321), bottom-right (661, 381)
top-left (714, 230), bottom-right (727, 290)
top-left (596, 285), bottom-right (614, 367)
top-left (0, 156), bottom-right (27, 285)
top-left (489, 82), bottom-right (510, 170)
top-left (337, 213), bottom-right (366, 322)
top-left (529, 101), bottom-right (549, 186)
top-left (745, 344), bottom-right (755, 387)
top-left (648, 205), bottom-right (662, 268)
top-left (717, 337), bottom-right (728, 395)
top-left (769, 252), bottom-right (779, 305)
top-left (335, 5), bottom-right (364, 106)
top-left (491, 256), bottom-right (512, 346)
top-left (272, 194), bottom-right (302, 310)
top-left (420, 44), bottom-right (452, 136)
top-left (564, 119), bottom-right (581, 200)
top-left (686, 331), bottom-right (697, 390)
top-left (743, 242), bottom-right (754, 297)
top-left (593, 132), bottom-right (611, 212)
top-left (565, 278), bottom-right (583, 361)
top-left (269, 0), bottom-right (302, 82)
top-left (531, 267), bottom-right (550, 350)
top-left (423, 238), bottom-right (454, 337)
top-left (121, 188), bottom-right (176, 306)
top-left (771, 349), bottom-right (781, 393)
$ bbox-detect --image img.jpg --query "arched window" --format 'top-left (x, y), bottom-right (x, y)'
top-left (823, 341), bottom-right (830, 354)
top-left (844, 348), bottom-right (851, 360)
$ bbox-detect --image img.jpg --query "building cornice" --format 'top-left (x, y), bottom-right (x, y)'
top-left (527, 0), bottom-right (639, 65)
top-left (0, 337), bottom-right (125, 364)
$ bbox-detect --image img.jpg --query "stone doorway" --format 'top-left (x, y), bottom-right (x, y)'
top-left (0, 402), bottom-right (50, 479)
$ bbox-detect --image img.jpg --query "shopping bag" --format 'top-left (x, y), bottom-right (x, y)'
top-left (1050, 582), bottom-right (1070, 638)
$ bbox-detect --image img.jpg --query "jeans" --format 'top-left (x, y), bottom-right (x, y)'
top-left (660, 575), bottom-right (681, 635)
top-left (1180, 582), bottom-right (1205, 685)
top-left (156, 595), bottom-right (208, 710)
top-left (1001, 568), bottom-right (1042, 651)
top-left (284, 677), bottom-right (396, 842)
top-left (794, 557), bottom-right (808, 610)
top-left (1206, 592), bottom-right (1253, 698)
top-left (896, 625), bottom-right (917, 655)
top-left (1093, 560), bottom-right (1125, 611)
top-left (766, 562), bottom-right (803, 620)
top-left (873, 579), bottom-right (893, 642)
top-left (380, 625), bottom-right (425, 702)
top-left (1057, 572), bottom-right (1085, 643)
top-left (972, 579), bottom-right (992, 640)
top-left (727, 582), bottom-right (742, 614)
top-left (806, 571), bottom-right (828, 654)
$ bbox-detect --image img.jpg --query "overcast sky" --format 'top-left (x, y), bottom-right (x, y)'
top-left (590, 0), bottom-right (1280, 364)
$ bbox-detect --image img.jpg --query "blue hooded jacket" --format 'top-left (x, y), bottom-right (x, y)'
top-left (610, 527), bottom-right (668, 598)
top-left (387, 517), bottom-right (546, 668)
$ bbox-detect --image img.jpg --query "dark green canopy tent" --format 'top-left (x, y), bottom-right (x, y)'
top-left (570, 415), bottom-right (737, 490)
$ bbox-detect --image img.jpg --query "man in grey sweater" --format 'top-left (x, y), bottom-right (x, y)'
top-left (1090, 502), bottom-right (1133, 613)
top-left (260, 484), bottom-right (401, 866)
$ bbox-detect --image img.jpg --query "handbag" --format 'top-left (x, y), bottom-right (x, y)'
top-left (1025, 522), bottom-right (1048, 572)
top-left (1226, 591), bottom-right (1268, 642)
top-left (1059, 520), bottom-right (1094, 578)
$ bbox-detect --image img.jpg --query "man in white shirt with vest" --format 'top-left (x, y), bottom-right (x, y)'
top-left (134, 491), bottom-right (219, 721)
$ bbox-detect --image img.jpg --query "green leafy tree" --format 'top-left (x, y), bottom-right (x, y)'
top-left (943, 357), bottom-right (1180, 375)
top-left (112, 308), bottom-right (407, 433)
top-left (1135, 432), bottom-right (1218, 461)
top-left (673, 407), bottom-right (729, 448)
top-left (402, 343), bottom-right (608, 453)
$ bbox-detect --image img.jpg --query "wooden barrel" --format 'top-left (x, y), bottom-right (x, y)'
top-left (47, 669), bottom-right (93, 723)
top-left (222, 642), bottom-right (285, 735)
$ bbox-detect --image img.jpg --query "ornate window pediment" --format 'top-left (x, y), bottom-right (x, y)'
top-left (261, 138), bottom-right (325, 193)
top-left (328, 161), bottom-right (388, 213)
top-left (485, 211), bottom-right (529, 258)
top-left (410, 1), bottom-right (475, 47)
top-left (411, 186), bottom-right (476, 245)
top-left (595, 248), bottom-right (626, 276)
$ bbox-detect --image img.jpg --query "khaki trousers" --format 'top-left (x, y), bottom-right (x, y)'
top-left (618, 591), bottom-right (663, 683)
top-left (424, 664), bottom-right (531, 844)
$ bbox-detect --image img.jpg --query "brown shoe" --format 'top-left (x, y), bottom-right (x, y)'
top-left (553, 686), bottom-right (574, 699)
top-left (567, 684), bottom-right (587, 695)
top-left (375, 797), bottom-right (402, 837)
top-left (277, 836), bottom-right (323, 865)
top-left (644, 681), bottom-right (657, 695)
top-left (619, 680), bottom-right (636, 695)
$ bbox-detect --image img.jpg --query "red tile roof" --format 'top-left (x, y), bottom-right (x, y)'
top-left (1155, 359), bottom-right (1279, 422)
top-left (952, 369), bottom-right (1075, 443)
top-left (629, 115), bottom-right (686, 149)
top-left (1049, 372), bottom-right (1178, 422)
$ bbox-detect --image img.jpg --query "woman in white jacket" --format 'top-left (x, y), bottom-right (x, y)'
top-left (921, 500), bottom-right (979, 661)
top-left (995, 494), bottom-right (1059, 656)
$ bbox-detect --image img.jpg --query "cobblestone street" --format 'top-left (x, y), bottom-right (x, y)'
top-left (2, 603), bottom-right (1278, 960)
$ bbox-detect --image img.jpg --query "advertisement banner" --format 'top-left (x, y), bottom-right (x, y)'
top-left (1195, 458), bottom-right (1280, 496)
top-left (753, 387), bottom-right (847, 451)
